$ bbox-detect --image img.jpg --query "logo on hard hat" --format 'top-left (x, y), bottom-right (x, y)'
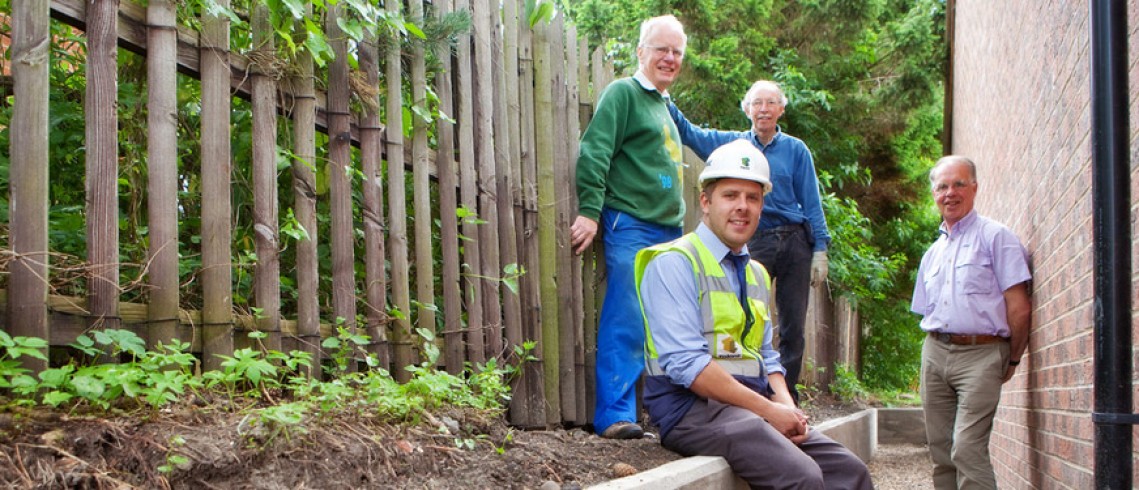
top-left (698, 139), bottom-right (772, 193)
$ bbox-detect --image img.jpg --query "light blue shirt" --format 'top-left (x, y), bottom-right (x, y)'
top-left (641, 223), bottom-right (785, 388)
top-left (911, 211), bottom-right (1031, 337)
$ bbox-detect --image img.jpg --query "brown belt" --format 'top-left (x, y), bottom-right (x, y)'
top-left (929, 332), bottom-right (1009, 346)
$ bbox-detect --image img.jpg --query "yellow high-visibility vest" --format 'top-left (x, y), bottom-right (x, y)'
top-left (634, 232), bottom-right (771, 377)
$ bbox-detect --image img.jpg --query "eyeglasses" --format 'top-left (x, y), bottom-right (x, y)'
top-left (748, 98), bottom-right (783, 108)
top-left (932, 180), bottom-right (974, 195)
top-left (644, 45), bottom-right (685, 59)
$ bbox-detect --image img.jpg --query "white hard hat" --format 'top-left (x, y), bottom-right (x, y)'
top-left (698, 139), bottom-right (772, 193)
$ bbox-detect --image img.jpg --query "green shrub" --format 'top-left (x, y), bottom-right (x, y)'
top-left (829, 363), bottom-right (870, 404)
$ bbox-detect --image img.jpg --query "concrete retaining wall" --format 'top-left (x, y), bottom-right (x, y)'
top-left (587, 456), bottom-right (748, 490)
top-left (815, 408), bottom-right (877, 462)
top-left (877, 408), bottom-right (925, 444)
top-left (590, 408), bottom-right (883, 490)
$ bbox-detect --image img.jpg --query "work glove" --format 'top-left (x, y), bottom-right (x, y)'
top-left (810, 251), bottom-right (829, 287)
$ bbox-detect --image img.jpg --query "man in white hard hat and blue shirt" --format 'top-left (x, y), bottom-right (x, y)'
top-left (635, 140), bottom-right (871, 489)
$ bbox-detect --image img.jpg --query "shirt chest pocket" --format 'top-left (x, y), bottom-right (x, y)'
top-left (956, 251), bottom-right (996, 294)
top-left (922, 262), bottom-right (944, 301)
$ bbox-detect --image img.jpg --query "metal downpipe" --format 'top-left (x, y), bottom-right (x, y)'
top-left (1089, 0), bottom-right (1135, 488)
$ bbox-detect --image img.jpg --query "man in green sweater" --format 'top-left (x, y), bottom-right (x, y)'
top-left (570, 14), bottom-right (688, 439)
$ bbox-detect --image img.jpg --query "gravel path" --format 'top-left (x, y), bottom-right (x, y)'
top-left (868, 443), bottom-right (934, 490)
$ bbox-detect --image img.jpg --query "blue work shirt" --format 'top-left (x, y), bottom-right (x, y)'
top-left (911, 211), bottom-right (1031, 337)
top-left (668, 104), bottom-right (831, 251)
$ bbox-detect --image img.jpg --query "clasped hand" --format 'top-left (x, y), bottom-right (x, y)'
top-left (767, 402), bottom-right (810, 445)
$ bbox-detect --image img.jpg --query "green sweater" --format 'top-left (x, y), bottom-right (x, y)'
top-left (575, 77), bottom-right (686, 227)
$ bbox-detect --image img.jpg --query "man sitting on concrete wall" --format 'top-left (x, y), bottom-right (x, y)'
top-left (637, 140), bottom-right (871, 489)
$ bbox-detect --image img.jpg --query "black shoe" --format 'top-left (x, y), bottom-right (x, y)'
top-left (600, 421), bottom-right (644, 440)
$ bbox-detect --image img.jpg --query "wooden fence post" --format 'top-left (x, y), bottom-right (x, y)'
top-left (410, 0), bottom-right (436, 355)
top-left (516, 9), bottom-right (547, 428)
top-left (836, 297), bottom-right (861, 374)
top-left (327, 0), bottom-right (358, 362)
top-left (495, 0), bottom-right (527, 426)
top-left (386, 0), bottom-right (414, 380)
top-left (251, 1), bottom-right (282, 352)
top-left (85, 0), bottom-right (122, 339)
top-left (434, 0), bottom-right (464, 375)
top-left (454, 0), bottom-right (484, 365)
top-left (199, 0), bottom-right (234, 371)
top-left (290, 0), bottom-right (322, 370)
top-left (491, 0), bottom-right (523, 379)
top-left (532, 17), bottom-right (562, 426)
top-left (472, 0), bottom-right (503, 361)
top-left (145, 0), bottom-right (180, 348)
top-left (566, 26), bottom-right (587, 426)
top-left (549, 16), bottom-right (577, 424)
top-left (7, 0), bottom-right (51, 371)
top-left (359, 30), bottom-right (389, 368)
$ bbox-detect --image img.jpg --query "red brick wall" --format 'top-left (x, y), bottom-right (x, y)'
top-left (950, 0), bottom-right (1139, 487)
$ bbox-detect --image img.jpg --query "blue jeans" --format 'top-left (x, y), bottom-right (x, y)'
top-left (747, 223), bottom-right (812, 403)
top-left (594, 208), bottom-right (681, 434)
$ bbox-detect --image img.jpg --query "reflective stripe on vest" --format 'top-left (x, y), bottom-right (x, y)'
top-left (634, 232), bottom-right (771, 377)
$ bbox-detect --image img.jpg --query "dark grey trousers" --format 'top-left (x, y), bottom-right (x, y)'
top-left (662, 398), bottom-right (874, 490)
top-left (748, 224), bottom-right (813, 403)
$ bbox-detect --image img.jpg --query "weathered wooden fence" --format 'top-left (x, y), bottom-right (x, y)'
top-left (1, 0), bottom-right (614, 428)
top-left (1, 0), bottom-right (862, 428)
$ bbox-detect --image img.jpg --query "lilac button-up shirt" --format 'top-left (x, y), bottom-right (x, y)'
top-left (911, 211), bottom-right (1031, 337)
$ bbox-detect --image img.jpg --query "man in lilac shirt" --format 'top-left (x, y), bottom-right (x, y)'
top-left (911, 155), bottom-right (1032, 489)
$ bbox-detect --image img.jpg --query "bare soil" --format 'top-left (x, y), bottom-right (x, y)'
top-left (0, 395), bottom-right (864, 489)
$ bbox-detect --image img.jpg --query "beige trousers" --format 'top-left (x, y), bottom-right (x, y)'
top-left (920, 335), bottom-right (1010, 490)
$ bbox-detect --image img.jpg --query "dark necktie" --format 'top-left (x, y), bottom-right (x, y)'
top-left (729, 254), bottom-right (755, 329)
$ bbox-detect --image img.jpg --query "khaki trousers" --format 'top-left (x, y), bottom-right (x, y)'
top-left (920, 335), bottom-right (1010, 490)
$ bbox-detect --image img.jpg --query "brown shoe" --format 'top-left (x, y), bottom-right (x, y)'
top-left (600, 421), bottom-right (644, 440)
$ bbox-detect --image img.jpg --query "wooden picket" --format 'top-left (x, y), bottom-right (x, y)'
top-left (514, 3), bottom-right (547, 428)
top-left (145, 0), bottom-right (179, 349)
top-left (84, 0), bottom-right (119, 340)
top-left (199, 0), bottom-right (235, 371)
top-left (410, 0), bottom-right (435, 360)
top-left (434, 0), bottom-right (463, 377)
top-left (358, 21), bottom-right (387, 368)
top-left (384, 0), bottom-right (413, 381)
top-left (251, 1), bottom-right (282, 353)
top-left (7, 0), bottom-right (51, 373)
top-left (291, 0), bottom-right (323, 372)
